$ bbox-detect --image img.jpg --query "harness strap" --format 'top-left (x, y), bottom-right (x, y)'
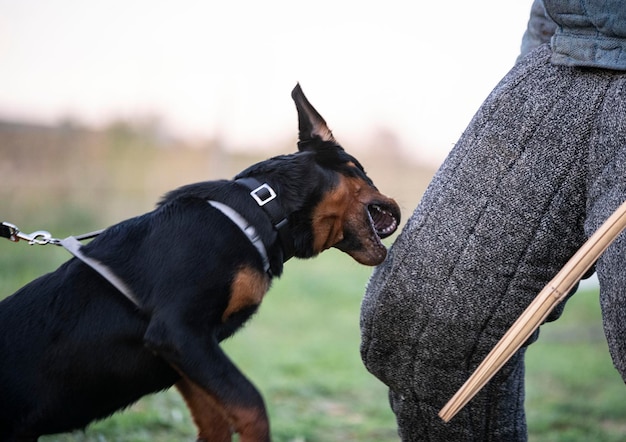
top-left (1, 221), bottom-right (139, 307)
top-left (58, 236), bottom-right (141, 307)
top-left (208, 200), bottom-right (271, 274)
top-left (235, 178), bottom-right (295, 261)
top-left (1, 178), bottom-right (291, 307)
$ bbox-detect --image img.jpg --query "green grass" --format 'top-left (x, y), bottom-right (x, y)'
top-left (1, 242), bottom-right (397, 442)
top-left (2, 233), bottom-right (625, 441)
top-left (220, 252), bottom-right (398, 441)
top-left (526, 286), bottom-right (626, 442)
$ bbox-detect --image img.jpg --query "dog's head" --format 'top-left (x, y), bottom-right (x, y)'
top-left (289, 85), bottom-right (401, 265)
top-left (236, 84), bottom-right (400, 266)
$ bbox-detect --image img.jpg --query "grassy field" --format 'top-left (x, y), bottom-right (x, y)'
top-left (1, 235), bottom-right (625, 441)
top-left (1, 124), bottom-right (624, 441)
top-left (0, 238), bottom-right (397, 442)
top-left (525, 284), bottom-right (626, 442)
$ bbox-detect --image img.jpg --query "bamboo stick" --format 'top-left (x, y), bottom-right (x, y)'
top-left (439, 199), bottom-right (626, 423)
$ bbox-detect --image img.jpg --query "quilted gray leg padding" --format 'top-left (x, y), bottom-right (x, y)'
top-left (361, 44), bottom-right (626, 441)
top-left (584, 75), bottom-right (626, 382)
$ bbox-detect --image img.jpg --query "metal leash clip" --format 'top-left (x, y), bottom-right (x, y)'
top-left (1, 222), bottom-right (57, 245)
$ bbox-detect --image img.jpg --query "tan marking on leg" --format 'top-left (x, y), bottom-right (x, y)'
top-left (230, 405), bottom-right (270, 442)
top-left (222, 266), bottom-right (270, 322)
top-left (176, 376), bottom-right (233, 441)
top-left (176, 374), bottom-right (270, 442)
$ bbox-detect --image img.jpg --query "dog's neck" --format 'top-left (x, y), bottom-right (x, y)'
top-left (234, 177), bottom-right (295, 263)
top-left (207, 200), bottom-right (272, 274)
top-left (206, 178), bottom-right (294, 277)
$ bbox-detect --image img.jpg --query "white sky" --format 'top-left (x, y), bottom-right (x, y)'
top-left (0, 0), bottom-right (533, 165)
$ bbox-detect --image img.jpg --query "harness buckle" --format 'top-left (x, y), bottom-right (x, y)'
top-left (249, 183), bottom-right (277, 206)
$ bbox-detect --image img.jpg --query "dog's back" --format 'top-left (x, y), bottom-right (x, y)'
top-left (0, 85), bottom-right (400, 441)
top-left (0, 186), bottom-right (273, 438)
top-left (0, 215), bottom-right (179, 439)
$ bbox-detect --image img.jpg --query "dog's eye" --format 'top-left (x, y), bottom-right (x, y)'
top-left (346, 160), bottom-right (365, 173)
top-left (342, 161), bottom-right (373, 184)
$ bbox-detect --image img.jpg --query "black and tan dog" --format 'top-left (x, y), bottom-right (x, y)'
top-left (0, 85), bottom-right (400, 442)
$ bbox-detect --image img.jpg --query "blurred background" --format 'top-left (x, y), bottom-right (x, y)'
top-left (1, 0), bottom-right (532, 160)
top-left (1, 0), bottom-right (532, 227)
top-left (2, 1), bottom-right (625, 441)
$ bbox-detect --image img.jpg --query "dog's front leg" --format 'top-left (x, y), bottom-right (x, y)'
top-left (145, 318), bottom-right (270, 442)
top-left (176, 375), bottom-right (233, 442)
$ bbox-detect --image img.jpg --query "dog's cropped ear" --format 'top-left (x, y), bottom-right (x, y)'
top-left (292, 83), bottom-right (337, 151)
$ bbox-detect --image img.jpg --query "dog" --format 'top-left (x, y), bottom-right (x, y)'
top-left (0, 84), bottom-right (401, 442)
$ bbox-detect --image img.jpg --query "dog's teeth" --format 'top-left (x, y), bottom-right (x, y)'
top-left (368, 203), bottom-right (398, 239)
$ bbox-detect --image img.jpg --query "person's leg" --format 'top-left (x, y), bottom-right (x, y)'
top-left (361, 46), bottom-right (613, 441)
top-left (596, 221), bottom-right (626, 382)
top-left (584, 70), bottom-right (626, 383)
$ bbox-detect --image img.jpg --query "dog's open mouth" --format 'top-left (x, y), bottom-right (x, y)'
top-left (368, 204), bottom-right (400, 239)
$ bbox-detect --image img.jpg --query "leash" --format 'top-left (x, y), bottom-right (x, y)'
top-left (1, 180), bottom-right (291, 306)
top-left (1, 222), bottom-right (103, 245)
top-left (439, 199), bottom-right (626, 422)
top-left (1, 221), bottom-right (140, 306)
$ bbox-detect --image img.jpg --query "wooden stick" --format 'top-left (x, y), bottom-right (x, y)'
top-left (439, 199), bottom-right (626, 423)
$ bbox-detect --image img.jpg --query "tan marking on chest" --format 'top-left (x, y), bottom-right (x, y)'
top-left (222, 266), bottom-right (270, 322)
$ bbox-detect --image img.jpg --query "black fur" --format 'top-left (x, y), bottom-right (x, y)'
top-left (0, 85), bottom-right (400, 441)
